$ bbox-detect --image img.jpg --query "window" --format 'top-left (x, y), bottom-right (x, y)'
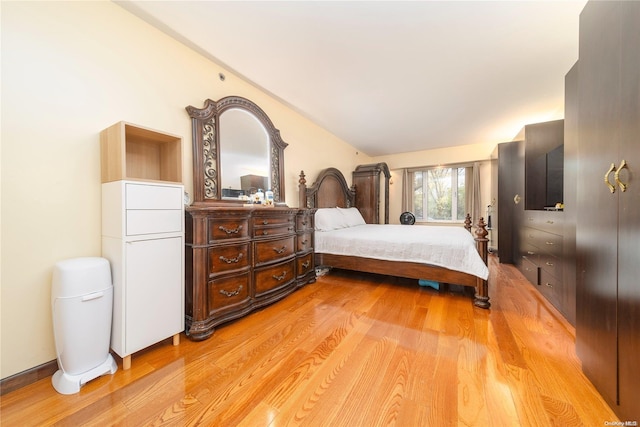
top-left (412, 166), bottom-right (467, 222)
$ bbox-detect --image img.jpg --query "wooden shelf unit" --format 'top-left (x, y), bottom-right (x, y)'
top-left (100, 121), bottom-right (182, 184)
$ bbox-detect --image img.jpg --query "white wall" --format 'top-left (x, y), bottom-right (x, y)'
top-left (0, 1), bottom-right (369, 379)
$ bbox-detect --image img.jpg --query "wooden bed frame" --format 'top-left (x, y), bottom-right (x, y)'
top-left (298, 168), bottom-right (490, 309)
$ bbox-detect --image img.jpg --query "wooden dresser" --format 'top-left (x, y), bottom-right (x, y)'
top-left (185, 206), bottom-right (316, 340)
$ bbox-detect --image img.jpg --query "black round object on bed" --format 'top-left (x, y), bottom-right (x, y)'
top-left (400, 211), bottom-right (415, 225)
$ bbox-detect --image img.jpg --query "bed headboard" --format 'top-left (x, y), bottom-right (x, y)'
top-left (299, 168), bottom-right (356, 208)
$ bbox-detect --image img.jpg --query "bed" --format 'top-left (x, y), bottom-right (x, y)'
top-left (298, 168), bottom-right (490, 308)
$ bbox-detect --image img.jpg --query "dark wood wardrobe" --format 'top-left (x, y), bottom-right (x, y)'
top-left (575, 1), bottom-right (640, 421)
top-left (352, 163), bottom-right (390, 224)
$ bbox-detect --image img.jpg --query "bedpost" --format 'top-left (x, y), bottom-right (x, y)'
top-left (299, 170), bottom-right (307, 208)
top-left (473, 217), bottom-right (490, 309)
top-left (464, 213), bottom-right (472, 233)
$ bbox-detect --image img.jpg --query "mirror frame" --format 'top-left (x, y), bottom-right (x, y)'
top-left (186, 96), bottom-right (288, 205)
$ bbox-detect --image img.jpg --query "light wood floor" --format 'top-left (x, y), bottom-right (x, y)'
top-left (1, 256), bottom-right (618, 426)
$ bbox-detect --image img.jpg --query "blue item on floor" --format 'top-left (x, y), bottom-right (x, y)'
top-left (418, 279), bottom-right (440, 290)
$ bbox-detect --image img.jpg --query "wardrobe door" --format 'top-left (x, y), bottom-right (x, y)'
top-left (575, 0), bottom-right (620, 406)
top-left (497, 140), bottom-right (523, 264)
top-left (616, 1), bottom-right (640, 420)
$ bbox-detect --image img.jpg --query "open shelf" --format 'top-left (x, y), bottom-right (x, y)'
top-left (100, 121), bottom-right (182, 183)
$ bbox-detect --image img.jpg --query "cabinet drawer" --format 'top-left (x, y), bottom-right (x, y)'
top-left (524, 211), bottom-right (563, 234)
top-left (255, 236), bottom-right (295, 265)
top-left (254, 259), bottom-right (295, 296)
top-left (539, 253), bottom-right (562, 278)
top-left (126, 183), bottom-right (182, 209)
top-left (521, 242), bottom-right (540, 266)
top-left (208, 273), bottom-right (250, 314)
top-left (297, 231), bottom-right (313, 252)
top-left (296, 215), bottom-right (314, 231)
top-left (208, 243), bottom-right (250, 276)
top-left (538, 232), bottom-right (563, 258)
top-left (253, 224), bottom-right (295, 238)
top-left (252, 215), bottom-right (295, 228)
top-left (208, 217), bottom-right (250, 242)
top-left (296, 252), bottom-right (314, 278)
top-left (539, 269), bottom-right (561, 309)
top-left (520, 256), bottom-right (539, 285)
top-left (126, 210), bottom-right (182, 236)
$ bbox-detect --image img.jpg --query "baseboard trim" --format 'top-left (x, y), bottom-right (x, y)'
top-left (0, 360), bottom-right (58, 396)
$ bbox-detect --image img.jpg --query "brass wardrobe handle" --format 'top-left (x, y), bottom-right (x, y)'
top-left (614, 159), bottom-right (628, 192)
top-left (513, 194), bottom-right (521, 205)
top-left (604, 163), bottom-right (616, 193)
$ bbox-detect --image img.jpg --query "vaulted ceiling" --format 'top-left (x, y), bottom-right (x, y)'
top-left (117, 1), bottom-right (586, 156)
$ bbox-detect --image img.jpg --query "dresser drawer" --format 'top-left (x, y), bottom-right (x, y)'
top-left (254, 236), bottom-right (295, 265)
top-left (297, 231), bottom-right (313, 252)
top-left (208, 243), bottom-right (250, 276)
top-left (208, 217), bottom-right (250, 242)
top-left (520, 256), bottom-right (539, 285)
top-left (126, 183), bottom-right (182, 209)
top-left (521, 242), bottom-right (540, 266)
top-left (252, 214), bottom-right (295, 228)
top-left (296, 214), bottom-right (314, 231)
top-left (253, 224), bottom-right (295, 238)
top-left (126, 210), bottom-right (182, 236)
top-left (523, 211), bottom-right (563, 234)
top-left (296, 252), bottom-right (314, 278)
top-left (208, 272), bottom-right (250, 314)
top-left (537, 232), bottom-right (563, 258)
top-left (254, 258), bottom-right (295, 296)
top-left (539, 269), bottom-right (561, 309)
top-left (539, 253), bottom-right (562, 278)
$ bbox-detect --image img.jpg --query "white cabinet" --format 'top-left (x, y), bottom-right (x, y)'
top-left (102, 180), bottom-right (184, 369)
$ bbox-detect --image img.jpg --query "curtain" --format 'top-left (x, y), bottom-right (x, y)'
top-left (469, 162), bottom-right (481, 224)
top-left (401, 168), bottom-right (411, 213)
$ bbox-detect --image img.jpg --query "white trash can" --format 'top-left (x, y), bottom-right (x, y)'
top-left (51, 257), bottom-right (117, 394)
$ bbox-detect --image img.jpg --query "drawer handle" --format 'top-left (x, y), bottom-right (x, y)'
top-left (546, 220), bottom-right (554, 224)
top-left (301, 239), bottom-right (308, 245)
top-left (301, 220), bottom-right (308, 226)
top-left (262, 230), bottom-right (269, 235)
top-left (219, 225), bottom-right (243, 235)
top-left (219, 285), bottom-right (242, 297)
top-left (527, 251), bottom-right (535, 255)
top-left (273, 271), bottom-right (287, 281)
top-left (545, 283), bottom-right (553, 288)
top-left (263, 220), bottom-right (269, 225)
top-left (219, 253), bottom-right (244, 264)
top-left (302, 260), bottom-right (311, 269)
top-left (545, 241), bottom-right (554, 245)
top-left (546, 261), bottom-right (554, 266)
top-left (273, 246), bottom-right (287, 254)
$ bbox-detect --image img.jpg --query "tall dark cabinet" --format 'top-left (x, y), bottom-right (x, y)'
top-left (497, 140), bottom-right (524, 264)
top-left (575, 1), bottom-right (640, 421)
top-left (352, 163), bottom-right (391, 224)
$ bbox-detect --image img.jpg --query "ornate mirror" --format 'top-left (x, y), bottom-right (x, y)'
top-left (186, 96), bottom-right (288, 205)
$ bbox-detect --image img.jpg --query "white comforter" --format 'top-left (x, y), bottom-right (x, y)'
top-left (315, 224), bottom-right (489, 280)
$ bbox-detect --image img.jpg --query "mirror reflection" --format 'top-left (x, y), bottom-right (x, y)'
top-left (220, 109), bottom-right (270, 200)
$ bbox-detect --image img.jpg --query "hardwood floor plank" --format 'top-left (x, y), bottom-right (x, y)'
top-left (0, 256), bottom-right (620, 426)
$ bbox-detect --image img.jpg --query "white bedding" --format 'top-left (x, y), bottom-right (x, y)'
top-left (315, 224), bottom-right (489, 280)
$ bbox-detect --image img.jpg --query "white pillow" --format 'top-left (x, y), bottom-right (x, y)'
top-left (338, 207), bottom-right (366, 227)
top-left (314, 208), bottom-right (345, 231)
